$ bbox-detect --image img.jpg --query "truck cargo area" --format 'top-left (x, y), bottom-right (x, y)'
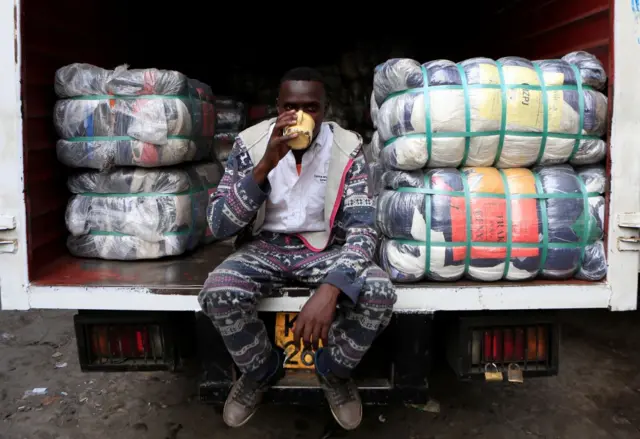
top-left (17, 0), bottom-right (622, 312)
top-left (8, 0), bottom-right (637, 410)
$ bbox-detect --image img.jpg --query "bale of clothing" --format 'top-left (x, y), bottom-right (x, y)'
top-left (214, 97), bottom-right (245, 133)
top-left (212, 97), bottom-right (246, 164)
top-left (364, 130), bottom-right (383, 165)
top-left (367, 162), bottom-right (386, 198)
top-left (54, 63), bottom-right (216, 170)
top-left (212, 131), bottom-right (237, 164)
top-left (377, 164), bottom-right (606, 283)
top-left (371, 51), bottom-right (608, 170)
top-left (65, 162), bottom-right (224, 260)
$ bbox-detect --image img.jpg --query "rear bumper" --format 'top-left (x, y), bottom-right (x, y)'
top-left (72, 309), bottom-right (559, 405)
top-left (199, 378), bottom-right (429, 406)
top-left (27, 282), bottom-right (613, 312)
top-left (196, 312), bottom-right (433, 406)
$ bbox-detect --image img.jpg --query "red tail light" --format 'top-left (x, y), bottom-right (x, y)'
top-left (452, 316), bottom-right (558, 379)
top-left (527, 326), bottom-right (547, 361)
top-left (74, 312), bottom-right (185, 372)
top-left (503, 328), bottom-right (514, 361)
top-left (88, 325), bottom-right (164, 361)
top-left (471, 325), bottom-right (548, 366)
top-left (515, 328), bottom-right (525, 361)
top-left (492, 329), bottom-right (502, 361)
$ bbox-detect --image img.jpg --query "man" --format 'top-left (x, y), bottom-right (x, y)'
top-left (198, 67), bottom-right (396, 430)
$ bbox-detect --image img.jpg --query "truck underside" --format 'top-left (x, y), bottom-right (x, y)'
top-left (73, 307), bottom-right (559, 405)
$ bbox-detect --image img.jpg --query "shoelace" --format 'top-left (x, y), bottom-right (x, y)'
top-left (233, 376), bottom-right (265, 407)
top-left (323, 375), bottom-right (355, 406)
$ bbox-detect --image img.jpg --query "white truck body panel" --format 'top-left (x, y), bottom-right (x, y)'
top-left (605, 0), bottom-right (640, 310)
top-left (27, 283), bottom-right (614, 313)
top-left (0, 0), bottom-right (29, 311)
top-left (1, 0), bottom-right (639, 312)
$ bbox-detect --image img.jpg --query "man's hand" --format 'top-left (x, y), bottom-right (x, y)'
top-left (252, 110), bottom-right (299, 184)
top-left (293, 284), bottom-right (341, 350)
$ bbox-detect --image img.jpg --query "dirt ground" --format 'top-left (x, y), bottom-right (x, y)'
top-left (2, 310), bottom-right (640, 439)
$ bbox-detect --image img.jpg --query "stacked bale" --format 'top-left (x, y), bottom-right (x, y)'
top-left (377, 165), bottom-right (606, 282)
top-left (371, 51), bottom-right (609, 282)
top-left (55, 63), bottom-right (216, 170)
top-left (65, 163), bottom-right (223, 260)
top-left (370, 52), bottom-right (607, 170)
top-left (55, 63), bottom-right (224, 260)
top-left (212, 97), bottom-right (246, 164)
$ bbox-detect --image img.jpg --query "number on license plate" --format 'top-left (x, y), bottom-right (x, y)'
top-left (274, 312), bottom-right (323, 369)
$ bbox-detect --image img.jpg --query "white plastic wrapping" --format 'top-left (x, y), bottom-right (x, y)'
top-left (65, 162), bottom-right (224, 260)
top-left (212, 131), bottom-right (237, 164)
top-left (54, 63), bottom-right (215, 170)
top-left (367, 162), bottom-right (386, 198)
top-left (370, 90), bottom-right (379, 129)
top-left (373, 51), bottom-right (608, 170)
top-left (211, 97), bottom-right (245, 165)
top-left (377, 164), bottom-right (606, 283)
top-left (363, 130), bottom-right (383, 164)
top-left (214, 97), bottom-right (245, 133)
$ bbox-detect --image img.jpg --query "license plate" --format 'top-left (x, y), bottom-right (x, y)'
top-left (274, 312), bottom-right (323, 369)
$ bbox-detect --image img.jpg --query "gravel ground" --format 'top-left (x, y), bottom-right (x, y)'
top-left (2, 309), bottom-right (640, 439)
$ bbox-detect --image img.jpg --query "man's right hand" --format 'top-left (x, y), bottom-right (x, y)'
top-left (252, 110), bottom-right (299, 185)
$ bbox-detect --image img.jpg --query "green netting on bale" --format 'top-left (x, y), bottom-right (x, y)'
top-left (376, 166), bottom-right (606, 283)
top-left (382, 64), bottom-right (592, 166)
top-left (374, 55), bottom-right (608, 170)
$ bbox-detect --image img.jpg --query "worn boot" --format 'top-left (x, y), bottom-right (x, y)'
top-left (315, 350), bottom-right (362, 430)
top-left (223, 351), bottom-right (284, 428)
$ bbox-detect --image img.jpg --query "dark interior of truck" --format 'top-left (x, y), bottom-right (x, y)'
top-left (20, 0), bottom-right (612, 289)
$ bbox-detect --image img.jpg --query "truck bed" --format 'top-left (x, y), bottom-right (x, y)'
top-left (26, 241), bottom-right (612, 313)
top-left (32, 240), bottom-right (237, 289)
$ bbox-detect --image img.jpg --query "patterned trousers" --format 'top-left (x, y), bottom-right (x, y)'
top-left (198, 233), bottom-right (397, 378)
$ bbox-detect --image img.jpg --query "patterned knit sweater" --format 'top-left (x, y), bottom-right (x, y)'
top-left (206, 125), bottom-right (379, 303)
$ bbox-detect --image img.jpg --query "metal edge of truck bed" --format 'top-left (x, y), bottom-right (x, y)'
top-left (25, 281), bottom-right (614, 312)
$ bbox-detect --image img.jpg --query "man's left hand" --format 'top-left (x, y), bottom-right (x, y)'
top-left (293, 284), bottom-right (341, 350)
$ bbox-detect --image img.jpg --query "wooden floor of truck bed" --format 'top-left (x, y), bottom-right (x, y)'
top-left (25, 240), bottom-right (613, 312)
top-left (31, 239), bottom-right (601, 293)
top-left (31, 240), bottom-right (237, 290)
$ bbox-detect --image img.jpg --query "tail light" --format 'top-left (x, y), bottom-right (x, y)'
top-left (74, 312), bottom-right (180, 372)
top-left (89, 325), bottom-right (164, 362)
top-left (447, 314), bottom-right (558, 380)
top-left (475, 326), bottom-right (548, 365)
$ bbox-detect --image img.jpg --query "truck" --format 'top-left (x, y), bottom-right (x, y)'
top-left (1, 0), bottom-right (638, 406)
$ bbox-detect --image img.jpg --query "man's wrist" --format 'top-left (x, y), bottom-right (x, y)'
top-left (319, 283), bottom-right (341, 300)
top-left (252, 161), bottom-right (272, 185)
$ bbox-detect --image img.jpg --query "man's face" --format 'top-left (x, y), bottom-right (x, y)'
top-left (277, 80), bottom-right (326, 141)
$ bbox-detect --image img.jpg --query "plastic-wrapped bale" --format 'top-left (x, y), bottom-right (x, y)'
top-left (54, 63), bottom-right (215, 170)
top-left (363, 130), bottom-right (383, 164)
top-left (374, 51), bottom-right (608, 170)
top-left (377, 164), bottom-right (606, 283)
top-left (211, 98), bottom-right (244, 165)
top-left (215, 97), bottom-right (246, 133)
top-left (368, 162), bottom-right (386, 198)
top-left (370, 90), bottom-right (379, 129)
top-left (55, 63), bottom-right (181, 97)
top-left (65, 162), bottom-right (224, 260)
top-left (212, 131), bottom-right (237, 164)
top-left (369, 63), bottom-right (385, 129)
